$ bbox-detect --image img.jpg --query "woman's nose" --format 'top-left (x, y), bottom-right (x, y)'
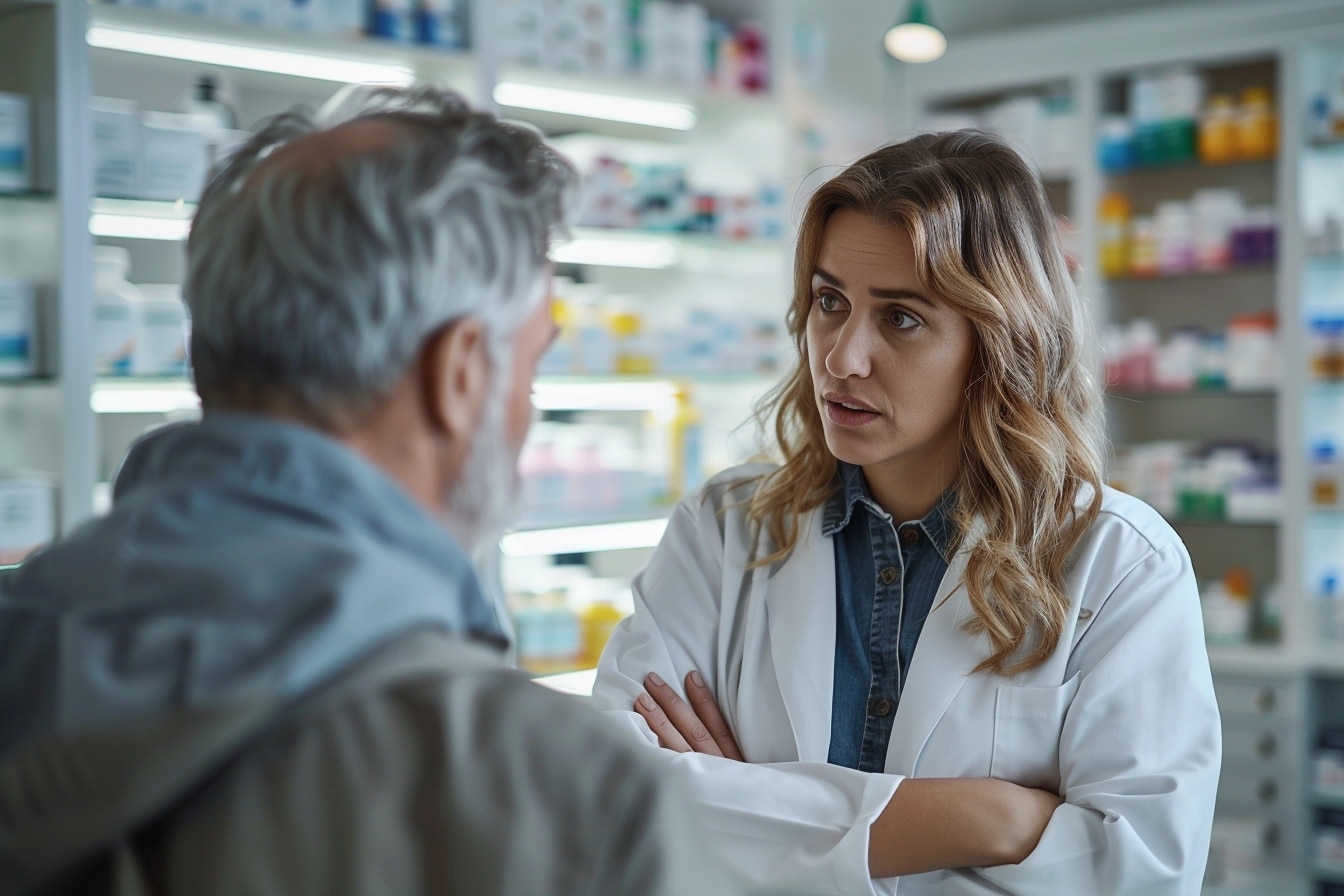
top-left (825, 318), bottom-right (874, 379)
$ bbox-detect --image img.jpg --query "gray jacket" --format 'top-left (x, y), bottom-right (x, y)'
top-left (0, 414), bottom-right (735, 895)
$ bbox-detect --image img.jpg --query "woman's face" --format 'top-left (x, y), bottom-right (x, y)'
top-left (806, 208), bottom-right (976, 498)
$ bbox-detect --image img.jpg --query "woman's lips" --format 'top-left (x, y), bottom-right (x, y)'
top-left (825, 398), bottom-right (880, 426)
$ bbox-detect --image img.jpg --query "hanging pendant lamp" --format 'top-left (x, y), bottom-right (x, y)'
top-left (883, 1), bottom-right (947, 63)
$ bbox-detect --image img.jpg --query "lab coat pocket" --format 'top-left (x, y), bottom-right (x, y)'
top-left (989, 673), bottom-right (1081, 792)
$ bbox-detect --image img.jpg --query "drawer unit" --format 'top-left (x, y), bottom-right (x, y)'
top-left (1211, 670), bottom-right (1306, 883)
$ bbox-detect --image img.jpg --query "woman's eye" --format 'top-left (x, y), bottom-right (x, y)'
top-left (890, 310), bottom-right (920, 329)
top-left (817, 293), bottom-right (840, 312)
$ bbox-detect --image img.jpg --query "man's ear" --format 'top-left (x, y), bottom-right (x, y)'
top-left (420, 317), bottom-right (489, 439)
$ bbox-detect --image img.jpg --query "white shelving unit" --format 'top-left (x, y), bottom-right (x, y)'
top-left (894, 3), bottom-right (1344, 892)
top-left (0, 0), bottom-right (810, 543)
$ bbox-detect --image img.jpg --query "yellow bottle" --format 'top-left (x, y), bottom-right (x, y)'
top-left (666, 385), bottom-right (704, 503)
top-left (580, 598), bottom-right (625, 668)
top-left (1197, 93), bottom-right (1238, 165)
top-left (1098, 192), bottom-right (1130, 278)
top-left (1236, 86), bottom-right (1277, 161)
top-left (609, 310), bottom-right (654, 375)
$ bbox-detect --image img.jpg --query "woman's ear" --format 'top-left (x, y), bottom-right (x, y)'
top-left (419, 317), bottom-right (489, 440)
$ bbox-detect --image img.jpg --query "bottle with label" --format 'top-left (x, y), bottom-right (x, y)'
top-left (1198, 93), bottom-right (1238, 164)
top-left (0, 277), bottom-right (36, 378)
top-left (178, 75), bottom-right (238, 130)
top-left (93, 245), bottom-right (140, 376)
top-left (666, 384), bottom-right (704, 502)
top-left (1098, 192), bottom-right (1130, 278)
top-left (1311, 438), bottom-right (1344, 507)
top-left (1236, 86), bottom-right (1277, 160)
top-left (1202, 566), bottom-right (1252, 645)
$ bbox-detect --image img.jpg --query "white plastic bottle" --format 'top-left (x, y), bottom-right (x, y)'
top-left (92, 245), bottom-right (140, 376)
top-left (132, 283), bottom-right (190, 377)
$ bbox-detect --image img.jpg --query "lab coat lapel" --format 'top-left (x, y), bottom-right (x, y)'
top-left (762, 509), bottom-right (835, 761)
top-left (884, 543), bottom-right (989, 774)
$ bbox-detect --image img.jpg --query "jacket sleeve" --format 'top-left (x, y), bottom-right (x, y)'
top-left (593, 484), bottom-right (902, 896)
top-left (969, 539), bottom-right (1222, 896)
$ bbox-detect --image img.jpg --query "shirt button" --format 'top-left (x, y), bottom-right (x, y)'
top-left (879, 566), bottom-right (898, 585)
top-left (902, 528), bottom-right (920, 545)
top-left (869, 697), bottom-right (894, 717)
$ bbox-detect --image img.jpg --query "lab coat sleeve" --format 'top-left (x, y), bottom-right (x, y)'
top-left (972, 540), bottom-right (1221, 896)
top-left (593, 488), bottom-right (902, 896)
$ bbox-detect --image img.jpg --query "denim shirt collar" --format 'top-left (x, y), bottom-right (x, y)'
top-left (821, 462), bottom-right (955, 558)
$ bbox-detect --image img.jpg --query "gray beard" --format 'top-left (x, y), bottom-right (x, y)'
top-left (442, 378), bottom-right (520, 556)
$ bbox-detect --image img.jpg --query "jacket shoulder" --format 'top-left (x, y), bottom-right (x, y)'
top-left (1091, 484), bottom-right (1186, 556)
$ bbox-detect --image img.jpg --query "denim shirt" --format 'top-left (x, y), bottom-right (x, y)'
top-left (824, 463), bottom-right (954, 772)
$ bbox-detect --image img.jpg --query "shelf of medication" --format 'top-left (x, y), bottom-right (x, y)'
top-left (88, 3), bottom-right (477, 86)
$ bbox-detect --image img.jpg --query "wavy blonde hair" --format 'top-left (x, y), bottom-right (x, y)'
top-left (747, 130), bottom-right (1106, 676)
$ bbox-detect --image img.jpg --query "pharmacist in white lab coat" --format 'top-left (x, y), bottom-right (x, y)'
top-left (593, 129), bottom-right (1222, 896)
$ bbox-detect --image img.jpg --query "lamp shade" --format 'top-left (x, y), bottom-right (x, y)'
top-left (884, 1), bottom-right (947, 63)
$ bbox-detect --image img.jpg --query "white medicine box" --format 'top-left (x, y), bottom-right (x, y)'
top-left (139, 111), bottom-right (209, 202)
top-left (90, 97), bottom-right (141, 198)
top-left (0, 474), bottom-right (55, 566)
top-left (0, 91), bottom-right (31, 192)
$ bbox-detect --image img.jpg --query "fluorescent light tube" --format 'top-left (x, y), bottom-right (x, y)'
top-left (551, 235), bottom-right (678, 269)
top-left (86, 26), bottom-right (415, 85)
top-left (90, 212), bottom-right (191, 241)
top-left (493, 81), bottom-right (696, 130)
top-left (500, 518), bottom-right (669, 556)
top-left (531, 380), bottom-right (679, 413)
top-left (91, 381), bottom-right (201, 414)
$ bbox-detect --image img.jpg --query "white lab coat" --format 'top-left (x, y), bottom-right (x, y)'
top-left (592, 463), bottom-right (1222, 896)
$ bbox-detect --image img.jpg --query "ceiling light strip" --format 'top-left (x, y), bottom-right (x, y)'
top-left (493, 81), bottom-right (696, 130)
top-left (86, 26), bottom-right (415, 84)
top-left (500, 518), bottom-right (669, 556)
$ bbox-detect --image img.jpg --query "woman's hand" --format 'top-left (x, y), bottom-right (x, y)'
top-left (634, 670), bottom-right (744, 761)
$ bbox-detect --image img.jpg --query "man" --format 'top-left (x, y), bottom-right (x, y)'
top-left (0, 85), bottom-right (735, 895)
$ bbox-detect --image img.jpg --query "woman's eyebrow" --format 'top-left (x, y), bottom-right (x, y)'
top-left (814, 267), bottom-right (933, 306)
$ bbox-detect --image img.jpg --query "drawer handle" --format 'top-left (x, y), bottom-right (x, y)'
top-left (1251, 687), bottom-right (1277, 713)
top-left (1255, 732), bottom-right (1277, 758)
top-left (1260, 821), bottom-right (1279, 851)
top-left (1256, 778), bottom-right (1277, 804)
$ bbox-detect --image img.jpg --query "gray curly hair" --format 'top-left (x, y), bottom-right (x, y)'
top-left (184, 84), bottom-right (578, 427)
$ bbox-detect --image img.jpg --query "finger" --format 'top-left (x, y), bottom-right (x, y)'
top-left (684, 670), bottom-right (744, 761)
top-left (634, 690), bottom-right (693, 752)
top-left (643, 671), bottom-right (726, 758)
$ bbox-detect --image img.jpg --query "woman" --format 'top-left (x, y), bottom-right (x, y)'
top-left (592, 130), bottom-right (1221, 895)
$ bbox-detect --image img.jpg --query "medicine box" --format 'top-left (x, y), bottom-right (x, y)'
top-left (139, 111), bottom-right (209, 202)
top-left (90, 97), bottom-right (141, 198)
top-left (0, 474), bottom-right (55, 566)
top-left (0, 277), bottom-right (37, 378)
top-left (0, 91), bottom-right (31, 192)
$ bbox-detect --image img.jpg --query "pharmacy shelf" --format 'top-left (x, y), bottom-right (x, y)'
top-left (533, 666), bottom-right (597, 698)
top-left (88, 2), bottom-right (476, 92)
top-left (1106, 387), bottom-right (1278, 399)
top-left (500, 515), bottom-right (669, 557)
top-left (91, 378), bottom-right (198, 414)
top-left (554, 226), bottom-right (784, 271)
top-left (90, 197), bottom-right (194, 241)
top-left (0, 189), bottom-right (54, 201)
top-left (1167, 516), bottom-right (1281, 527)
top-left (1103, 264), bottom-right (1277, 284)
